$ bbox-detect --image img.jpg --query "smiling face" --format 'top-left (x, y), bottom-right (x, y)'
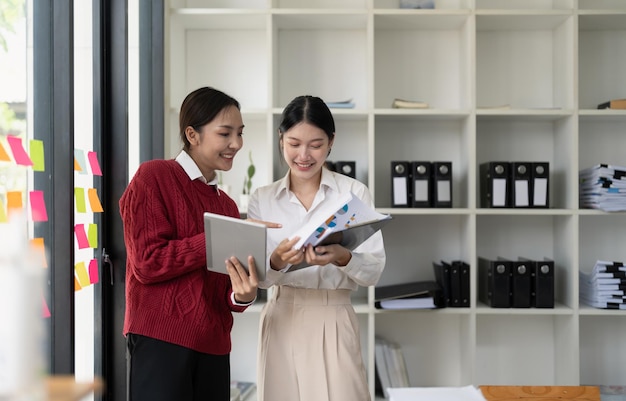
top-left (281, 121), bottom-right (334, 183)
top-left (186, 105), bottom-right (244, 181)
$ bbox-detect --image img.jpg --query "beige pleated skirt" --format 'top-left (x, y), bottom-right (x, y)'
top-left (257, 286), bottom-right (370, 401)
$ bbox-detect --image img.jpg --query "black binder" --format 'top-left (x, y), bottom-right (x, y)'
top-left (530, 162), bottom-right (549, 208)
top-left (374, 280), bottom-right (444, 308)
top-left (447, 260), bottom-right (461, 307)
top-left (479, 257), bottom-right (511, 308)
top-left (335, 161), bottom-right (356, 178)
top-left (391, 161), bottom-right (410, 207)
top-left (455, 260), bottom-right (470, 307)
top-left (509, 258), bottom-right (532, 308)
top-left (432, 161), bottom-right (452, 208)
top-left (511, 162), bottom-right (532, 208)
top-left (480, 161), bottom-right (510, 208)
top-left (530, 258), bottom-right (555, 308)
top-left (433, 260), bottom-right (451, 307)
top-left (411, 161), bottom-right (432, 207)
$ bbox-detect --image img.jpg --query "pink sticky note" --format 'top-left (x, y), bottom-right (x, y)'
top-left (88, 259), bottom-right (99, 284)
top-left (7, 135), bottom-right (33, 166)
top-left (87, 151), bottom-right (103, 176)
top-left (74, 224), bottom-right (90, 249)
top-left (29, 190), bottom-right (48, 222)
top-left (42, 294), bottom-right (51, 318)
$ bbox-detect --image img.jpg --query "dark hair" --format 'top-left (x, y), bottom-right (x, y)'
top-left (279, 95), bottom-right (335, 141)
top-left (179, 87), bottom-right (240, 151)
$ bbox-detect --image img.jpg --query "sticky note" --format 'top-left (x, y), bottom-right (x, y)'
top-left (87, 188), bottom-right (104, 212)
top-left (29, 139), bottom-right (45, 172)
top-left (74, 149), bottom-right (87, 174)
top-left (75, 261), bottom-right (90, 288)
top-left (74, 224), bottom-right (90, 249)
top-left (88, 259), bottom-right (99, 284)
top-left (0, 141), bottom-right (11, 161)
top-left (30, 237), bottom-right (48, 268)
top-left (87, 223), bottom-right (98, 248)
top-left (7, 135), bottom-right (33, 166)
top-left (75, 187), bottom-right (87, 213)
top-left (87, 151), bottom-right (103, 176)
top-left (29, 190), bottom-right (48, 222)
top-left (7, 191), bottom-right (23, 211)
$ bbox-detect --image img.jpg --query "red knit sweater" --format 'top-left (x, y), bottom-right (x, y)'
top-left (119, 159), bottom-right (247, 355)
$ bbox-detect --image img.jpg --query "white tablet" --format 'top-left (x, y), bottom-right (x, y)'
top-left (203, 212), bottom-right (267, 281)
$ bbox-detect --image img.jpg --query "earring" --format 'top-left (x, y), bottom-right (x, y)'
top-left (327, 148), bottom-right (332, 156)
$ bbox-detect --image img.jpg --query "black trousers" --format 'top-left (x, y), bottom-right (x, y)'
top-left (127, 333), bottom-right (230, 401)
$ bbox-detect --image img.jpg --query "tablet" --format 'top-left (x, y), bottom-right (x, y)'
top-left (203, 212), bottom-right (267, 281)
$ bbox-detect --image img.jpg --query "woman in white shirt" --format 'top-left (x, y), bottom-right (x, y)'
top-left (246, 95), bottom-right (386, 401)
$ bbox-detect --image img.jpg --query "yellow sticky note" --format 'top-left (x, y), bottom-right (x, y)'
top-left (29, 139), bottom-right (45, 172)
top-left (75, 187), bottom-right (87, 213)
top-left (87, 188), bottom-right (104, 212)
top-left (7, 191), bottom-right (23, 211)
top-left (0, 198), bottom-right (7, 223)
top-left (87, 223), bottom-right (98, 248)
top-left (75, 261), bottom-right (90, 288)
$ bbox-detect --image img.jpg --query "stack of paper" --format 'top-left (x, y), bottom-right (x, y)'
top-left (387, 385), bottom-right (487, 401)
top-left (375, 337), bottom-right (410, 398)
top-left (579, 164), bottom-right (626, 212)
top-left (579, 260), bottom-right (626, 310)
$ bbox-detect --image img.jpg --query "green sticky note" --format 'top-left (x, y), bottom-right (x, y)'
top-left (75, 187), bottom-right (87, 213)
top-left (29, 139), bottom-right (45, 172)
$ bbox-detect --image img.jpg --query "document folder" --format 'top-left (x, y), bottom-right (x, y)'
top-left (508, 258), bottom-right (532, 308)
top-left (531, 162), bottom-right (549, 208)
top-left (511, 162), bottom-right (531, 208)
top-left (433, 260), bottom-right (452, 307)
top-left (391, 161), bottom-right (410, 207)
top-left (410, 161), bottom-right (431, 207)
top-left (530, 257), bottom-right (555, 308)
top-left (479, 257), bottom-right (511, 308)
top-left (432, 161), bottom-right (452, 208)
top-left (480, 161), bottom-right (510, 208)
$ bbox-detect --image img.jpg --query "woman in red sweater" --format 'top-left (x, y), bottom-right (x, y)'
top-left (119, 87), bottom-right (258, 401)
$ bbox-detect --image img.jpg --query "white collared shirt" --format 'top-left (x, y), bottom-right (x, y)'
top-left (247, 168), bottom-right (386, 290)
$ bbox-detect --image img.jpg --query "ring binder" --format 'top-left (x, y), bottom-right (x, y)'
top-left (410, 161), bottom-right (432, 207)
top-left (432, 161), bottom-right (452, 208)
top-left (480, 161), bottom-right (511, 208)
top-left (391, 161), bottom-right (410, 207)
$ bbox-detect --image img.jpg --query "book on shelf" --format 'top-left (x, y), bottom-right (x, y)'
top-left (597, 98), bottom-right (626, 110)
top-left (374, 280), bottom-right (443, 309)
top-left (375, 337), bottom-right (409, 399)
top-left (325, 98), bottom-right (355, 109)
top-left (230, 380), bottom-right (255, 400)
top-left (391, 98), bottom-right (429, 109)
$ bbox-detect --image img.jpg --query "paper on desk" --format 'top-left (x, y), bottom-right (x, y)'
top-left (387, 385), bottom-right (487, 401)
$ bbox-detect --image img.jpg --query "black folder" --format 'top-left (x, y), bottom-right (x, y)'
top-left (433, 260), bottom-right (451, 307)
top-left (529, 258), bottom-right (555, 308)
top-left (447, 260), bottom-right (461, 307)
top-left (508, 258), bottom-right (532, 308)
top-left (530, 162), bottom-right (549, 208)
top-left (432, 161), bottom-right (452, 208)
top-left (335, 161), bottom-right (356, 178)
top-left (391, 161), bottom-right (410, 207)
top-left (411, 161), bottom-right (432, 207)
top-left (511, 162), bottom-right (532, 208)
top-left (479, 257), bottom-right (511, 308)
top-left (456, 260), bottom-right (470, 308)
top-left (480, 161), bottom-right (510, 208)
top-left (374, 280), bottom-right (444, 309)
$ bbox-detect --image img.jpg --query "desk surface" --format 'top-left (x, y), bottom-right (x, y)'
top-left (480, 386), bottom-right (601, 401)
top-left (47, 376), bottom-right (104, 401)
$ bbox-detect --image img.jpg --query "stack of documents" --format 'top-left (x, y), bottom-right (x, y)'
top-left (579, 260), bottom-right (626, 310)
top-left (579, 164), bottom-right (626, 212)
top-left (387, 385), bottom-right (487, 401)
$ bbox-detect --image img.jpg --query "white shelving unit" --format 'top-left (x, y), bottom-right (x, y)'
top-left (165, 0), bottom-right (626, 399)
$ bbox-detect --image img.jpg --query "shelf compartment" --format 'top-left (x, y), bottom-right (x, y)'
top-left (476, 14), bottom-right (575, 110)
top-left (378, 214), bottom-right (472, 287)
top-left (476, 115), bottom-right (576, 210)
top-left (173, 0), bottom-right (268, 9)
top-left (374, 114), bottom-right (471, 208)
top-left (475, 314), bottom-right (578, 385)
top-left (579, 315), bottom-right (626, 386)
top-left (476, 214), bottom-right (577, 308)
top-left (475, 0), bottom-right (574, 11)
top-left (579, 0), bottom-right (626, 11)
top-left (578, 116), bottom-right (626, 172)
top-left (578, 215), bottom-right (626, 272)
top-left (374, 13), bottom-right (472, 110)
top-left (376, 312), bottom-right (474, 386)
top-left (578, 14), bottom-right (626, 110)
top-left (273, 13), bottom-right (368, 109)
top-left (374, 0), bottom-right (471, 10)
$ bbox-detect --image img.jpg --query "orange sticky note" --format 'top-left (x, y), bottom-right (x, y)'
top-left (74, 157), bottom-right (82, 171)
top-left (29, 139), bottom-right (45, 172)
top-left (74, 275), bottom-right (82, 291)
top-left (74, 224), bottom-right (90, 249)
top-left (7, 135), bottom-right (33, 166)
top-left (7, 191), bottom-right (23, 211)
top-left (88, 259), bottom-right (99, 284)
top-left (75, 261), bottom-right (90, 288)
top-left (30, 237), bottom-right (48, 268)
top-left (75, 187), bottom-right (87, 213)
top-left (87, 151), bottom-right (103, 176)
top-left (87, 188), bottom-right (104, 212)
top-left (74, 149), bottom-right (87, 175)
top-left (29, 190), bottom-right (48, 222)
top-left (0, 141), bottom-right (11, 161)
